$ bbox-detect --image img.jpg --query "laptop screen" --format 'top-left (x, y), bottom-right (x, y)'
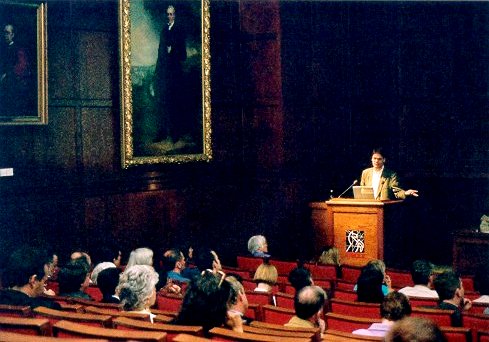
top-left (352, 186), bottom-right (375, 199)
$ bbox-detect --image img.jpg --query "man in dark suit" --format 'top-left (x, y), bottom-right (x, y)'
top-left (154, 5), bottom-right (187, 143)
top-left (360, 148), bottom-right (418, 200)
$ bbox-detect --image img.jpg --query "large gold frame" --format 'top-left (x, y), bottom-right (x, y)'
top-left (119, 0), bottom-right (212, 167)
top-left (0, 2), bottom-right (47, 125)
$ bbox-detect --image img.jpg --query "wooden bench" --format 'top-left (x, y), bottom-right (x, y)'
top-left (53, 320), bottom-right (167, 341)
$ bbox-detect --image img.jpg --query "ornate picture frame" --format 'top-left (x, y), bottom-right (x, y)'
top-left (0, 2), bottom-right (47, 125)
top-left (119, 0), bottom-right (211, 167)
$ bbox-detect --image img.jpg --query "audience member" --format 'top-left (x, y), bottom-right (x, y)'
top-left (71, 250), bottom-right (92, 268)
top-left (58, 258), bottom-right (92, 300)
top-left (399, 260), bottom-right (438, 299)
top-left (126, 247), bottom-right (153, 269)
top-left (253, 261), bottom-right (278, 292)
top-left (163, 248), bottom-right (190, 283)
top-left (0, 246), bottom-right (61, 309)
top-left (173, 269), bottom-right (233, 334)
top-left (434, 270), bottom-right (471, 327)
top-left (318, 245), bottom-right (341, 266)
top-left (353, 291), bottom-right (412, 337)
top-left (193, 248), bottom-right (223, 274)
top-left (356, 259), bottom-right (391, 303)
top-left (118, 264), bottom-right (159, 322)
top-left (284, 285), bottom-right (326, 335)
top-left (385, 317), bottom-right (446, 342)
top-left (226, 275), bottom-right (251, 326)
top-left (288, 265), bottom-right (313, 293)
top-left (247, 235), bottom-right (270, 258)
top-left (97, 267), bottom-right (121, 304)
top-left (91, 245), bottom-right (121, 285)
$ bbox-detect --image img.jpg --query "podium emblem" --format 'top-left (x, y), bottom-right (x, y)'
top-left (346, 230), bottom-right (365, 253)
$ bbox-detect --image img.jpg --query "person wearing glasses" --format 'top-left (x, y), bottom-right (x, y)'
top-left (0, 246), bottom-right (61, 309)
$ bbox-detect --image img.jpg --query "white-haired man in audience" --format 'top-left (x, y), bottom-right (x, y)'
top-left (284, 285), bottom-right (326, 335)
top-left (398, 260), bottom-right (438, 298)
top-left (247, 235), bottom-right (270, 258)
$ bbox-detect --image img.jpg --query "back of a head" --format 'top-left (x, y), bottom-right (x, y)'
top-left (4, 246), bottom-right (47, 288)
top-left (367, 259), bottom-right (386, 275)
top-left (288, 266), bottom-right (313, 292)
top-left (247, 235), bottom-right (266, 254)
top-left (226, 275), bottom-right (245, 308)
top-left (318, 246), bottom-right (340, 266)
top-left (175, 271), bottom-right (231, 333)
top-left (97, 267), bottom-right (121, 298)
top-left (126, 247), bottom-right (153, 268)
top-left (411, 260), bottom-right (434, 285)
top-left (385, 317), bottom-right (446, 342)
top-left (58, 258), bottom-right (90, 294)
top-left (118, 264), bottom-right (159, 311)
top-left (193, 247), bottom-right (215, 271)
top-left (433, 271), bottom-right (460, 301)
top-left (357, 264), bottom-right (385, 303)
top-left (253, 262), bottom-right (278, 285)
top-left (381, 291), bottom-right (412, 321)
top-left (294, 285), bottom-right (326, 320)
top-left (163, 248), bottom-right (182, 271)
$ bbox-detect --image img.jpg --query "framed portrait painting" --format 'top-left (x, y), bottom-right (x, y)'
top-left (119, 0), bottom-right (211, 167)
top-left (0, 2), bottom-right (47, 125)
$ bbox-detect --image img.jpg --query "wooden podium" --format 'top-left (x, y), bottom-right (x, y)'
top-left (310, 198), bottom-right (404, 267)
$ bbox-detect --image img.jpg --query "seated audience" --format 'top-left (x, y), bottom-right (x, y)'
top-left (126, 247), bottom-right (153, 269)
top-left (384, 317), bottom-right (446, 342)
top-left (318, 245), bottom-right (341, 266)
top-left (284, 285), bottom-right (326, 335)
top-left (353, 291), bottom-right (412, 337)
top-left (71, 250), bottom-right (92, 268)
top-left (253, 261), bottom-right (278, 292)
top-left (58, 258), bottom-right (93, 300)
top-left (118, 264), bottom-right (159, 322)
top-left (163, 248), bottom-right (190, 283)
top-left (226, 275), bottom-right (251, 326)
top-left (0, 246), bottom-right (61, 309)
top-left (97, 267), bottom-right (121, 303)
top-left (91, 245), bottom-right (121, 285)
top-left (44, 252), bottom-right (59, 280)
top-left (399, 260), bottom-right (438, 298)
top-left (173, 269), bottom-right (235, 335)
top-left (357, 259), bottom-right (391, 303)
top-left (247, 235), bottom-right (270, 258)
top-left (193, 248), bottom-right (223, 274)
top-left (434, 270), bottom-right (471, 327)
top-left (288, 265), bottom-right (313, 293)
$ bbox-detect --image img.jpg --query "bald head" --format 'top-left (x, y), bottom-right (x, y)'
top-left (294, 285), bottom-right (326, 320)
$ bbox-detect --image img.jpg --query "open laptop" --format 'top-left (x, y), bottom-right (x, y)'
top-left (352, 186), bottom-right (375, 199)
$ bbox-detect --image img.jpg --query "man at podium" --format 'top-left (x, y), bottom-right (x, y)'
top-left (360, 148), bottom-right (418, 200)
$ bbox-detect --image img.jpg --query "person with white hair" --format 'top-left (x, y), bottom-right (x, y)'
top-left (126, 247), bottom-right (153, 269)
top-left (247, 235), bottom-right (270, 258)
top-left (117, 264), bottom-right (159, 323)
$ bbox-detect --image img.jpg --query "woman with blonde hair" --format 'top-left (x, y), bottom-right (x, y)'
top-left (253, 261), bottom-right (278, 292)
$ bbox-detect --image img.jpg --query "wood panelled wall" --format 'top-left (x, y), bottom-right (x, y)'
top-left (0, 1), bottom-right (488, 269)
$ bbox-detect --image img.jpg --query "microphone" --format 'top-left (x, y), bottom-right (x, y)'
top-left (338, 180), bottom-right (358, 198)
